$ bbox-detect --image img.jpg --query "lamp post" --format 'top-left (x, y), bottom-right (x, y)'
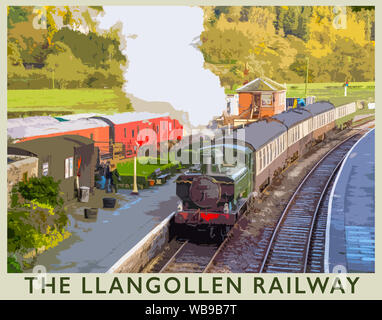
top-left (305, 56), bottom-right (309, 99)
top-left (131, 142), bottom-right (139, 195)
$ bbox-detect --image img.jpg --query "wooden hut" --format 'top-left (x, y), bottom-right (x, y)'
top-left (8, 135), bottom-right (97, 201)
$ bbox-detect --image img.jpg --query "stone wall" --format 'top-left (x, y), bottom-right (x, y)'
top-left (107, 212), bottom-right (175, 273)
top-left (7, 156), bottom-right (38, 207)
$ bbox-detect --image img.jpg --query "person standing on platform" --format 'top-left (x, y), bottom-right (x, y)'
top-left (105, 161), bottom-right (112, 192)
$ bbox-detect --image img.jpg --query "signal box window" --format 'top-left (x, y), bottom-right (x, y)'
top-left (262, 94), bottom-right (272, 106)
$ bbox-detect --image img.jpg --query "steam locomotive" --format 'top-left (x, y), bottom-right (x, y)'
top-left (175, 144), bottom-right (252, 240)
top-left (174, 101), bottom-right (356, 241)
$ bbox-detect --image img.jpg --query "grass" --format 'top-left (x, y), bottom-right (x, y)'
top-left (286, 82), bottom-right (375, 107)
top-left (336, 104), bottom-right (375, 127)
top-left (117, 157), bottom-right (179, 178)
top-left (7, 88), bottom-right (133, 118)
top-left (226, 81), bottom-right (375, 127)
top-left (226, 82), bottom-right (375, 107)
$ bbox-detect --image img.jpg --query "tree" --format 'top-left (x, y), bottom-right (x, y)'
top-left (45, 41), bottom-right (89, 88)
top-left (7, 41), bottom-right (23, 66)
top-left (7, 6), bottom-right (29, 29)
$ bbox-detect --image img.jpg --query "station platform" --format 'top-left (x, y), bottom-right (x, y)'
top-left (30, 175), bottom-right (179, 273)
top-left (325, 128), bottom-right (375, 273)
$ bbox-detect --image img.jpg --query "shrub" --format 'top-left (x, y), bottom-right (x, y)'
top-left (8, 176), bottom-right (70, 261)
top-left (7, 256), bottom-right (22, 273)
top-left (11, 176), bottom-right (64, 209)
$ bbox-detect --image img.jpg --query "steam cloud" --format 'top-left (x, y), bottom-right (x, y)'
top-left (98, 6), bottom-right (226, 127)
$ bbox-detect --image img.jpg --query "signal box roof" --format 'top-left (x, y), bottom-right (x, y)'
top-left (236, 77), bottom-right (286, 93)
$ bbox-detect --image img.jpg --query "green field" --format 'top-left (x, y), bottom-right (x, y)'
top-left (8, 82), bottom-right (375, 119)
top-left (286, 82), bottom-right (375, 126)
top-left (226, 81), bottom-right (375, 107)
top-left (286, 81), bottom-right (375, 107)
top-left (7, 88), bottom-right (133, 118)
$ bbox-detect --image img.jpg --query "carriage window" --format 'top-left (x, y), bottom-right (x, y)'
top-left (264, 148), bottom-right (267, 167)
top-left (263, 149), bottom-right (266, 168)
top-left (270, 144), bottom-right (273, 162)
top-left (276, 139), bottom-right (279, 157)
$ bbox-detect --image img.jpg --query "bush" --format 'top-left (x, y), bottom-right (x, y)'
top-left (11, 176), bottom-right (64, 209)
top-left (117, 175), bottom-right (148, 189)
top-left (8, 203), bottom-right (69, 254)
top-left (7, 256), bottom-right (22, 273)
top-left (8, 176), bottom-right (70, 259)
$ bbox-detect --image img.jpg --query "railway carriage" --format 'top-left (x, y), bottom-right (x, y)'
top-left (7, 116), bottom-right (110, 153)
top-left (272, 108), bottom-right (313, 164)
top-left (174, 100), bottom-right (356, 241)
top-left (246, 119), bottom-right (287, 193)
top-left (305, 102), bottom-right (336, 142)
top-left (8, 112), bottom-right (184, 159)
top-left (335, 102), bottom-right (357, 120)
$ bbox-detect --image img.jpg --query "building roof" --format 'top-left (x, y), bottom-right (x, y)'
top-left (8, 116), bottom-right (60, 129)
top-left (7, 117), bottom-right (108, 139)
top-left (7, 155), bottom-right (37, 165)
top-left (304, 101), bottom-right (335, 115)
top-left (95, 112), bottom-right (170, 125)
top-left (8, 135), bottom-right (94, 157)
top-left (244, 119), bottom-right (287, 150)
top-left (272, 108), bottom-right (312, 128)
top-left (236, 77), bottom-right (286, 93)
top-left (56, 113), bottom-right (103, 121)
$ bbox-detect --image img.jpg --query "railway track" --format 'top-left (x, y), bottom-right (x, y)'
top-left (159, 240), bottom-right (220, 273)
top-left (156, 128), bottom-right (369, 274)
top-left (259, 131), bottom-right (365, 273)
top-left (306, 170), bottom-right (336, 272)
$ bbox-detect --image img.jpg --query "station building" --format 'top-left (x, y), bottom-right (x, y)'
top-left (8, 135), bottom-right (97, 202)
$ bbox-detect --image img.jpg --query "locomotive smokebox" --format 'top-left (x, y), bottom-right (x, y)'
top-left (189, 175), bottom-right (221, 209)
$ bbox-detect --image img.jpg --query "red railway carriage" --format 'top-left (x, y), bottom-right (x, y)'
top-left (93, 112), bottom-right (183, 156)
top-left (7, 116), bottom-right (110, 152)
top-left (8, 113), bottom-right (183, 158)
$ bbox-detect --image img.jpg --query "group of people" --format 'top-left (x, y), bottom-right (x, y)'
top-left (97, 161), bottom-right (120, 193)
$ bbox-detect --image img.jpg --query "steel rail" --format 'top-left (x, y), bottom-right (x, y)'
top-left (259, 130), bottom-right (365, 273)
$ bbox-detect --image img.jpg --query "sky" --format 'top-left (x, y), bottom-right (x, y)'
top-left (97, 6), bottom-right (226, 126)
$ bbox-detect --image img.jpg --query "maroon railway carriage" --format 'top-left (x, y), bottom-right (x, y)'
top-left (173, 101), bottom-right (338, 241)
